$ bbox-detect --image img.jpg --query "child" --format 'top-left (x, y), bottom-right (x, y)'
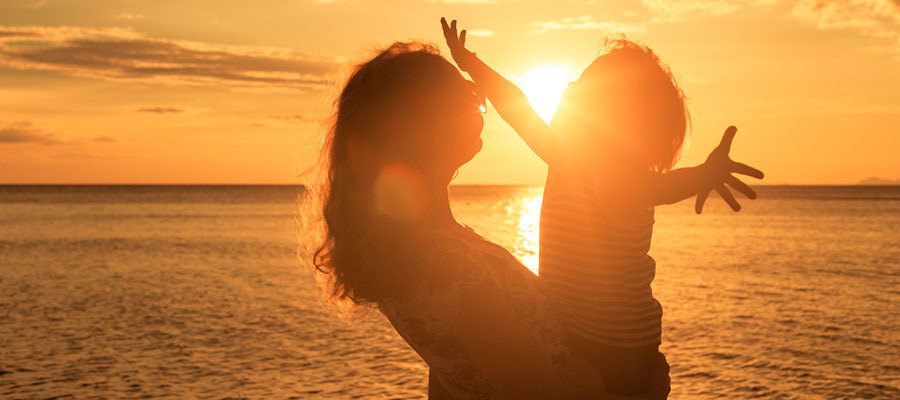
top-left (440, 18), bottom-right (764, 395)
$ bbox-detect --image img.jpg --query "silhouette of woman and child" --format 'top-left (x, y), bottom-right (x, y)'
top-left (312, 18), bottom-right (764, 399)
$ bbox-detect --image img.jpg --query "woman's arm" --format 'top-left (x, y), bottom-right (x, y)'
top-left (428, 369), bottom-right (451, 400)
top-left (454, 282), bottom-right (576, 399)
top-left (454, 282), bottom-right (659, 400)
top-left (441, 18), bottom-right (559, 165)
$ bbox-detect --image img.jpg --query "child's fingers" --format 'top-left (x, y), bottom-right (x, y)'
top-left (695, 189), bottom-right (711, 214)
top-left (451, 19), bottom-right (457, 37)
top-left (719, 125), bottom-right (737, 153)
top-left (726, 175), bottom-right (757, 199)
top-left (460, 29), bottom-right (467, 47)
top-left (715, 184), bottom-right (741, 211)
top-left (732, 161), bottom-right (764, 179)
top-left (441, 17), bottom-right (452, 41)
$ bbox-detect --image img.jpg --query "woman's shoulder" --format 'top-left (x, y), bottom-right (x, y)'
top-left (382, 224), bottom-right (529, 309)
top-left (418, 226), bottom-right (505, 286)
top-left (378, 226), bottom-right (503, 336)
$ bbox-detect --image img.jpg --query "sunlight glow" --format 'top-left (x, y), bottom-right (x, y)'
top-left (514, 65), bottom-right (576, 123)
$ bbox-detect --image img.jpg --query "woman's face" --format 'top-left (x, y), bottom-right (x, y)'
top-left (367, 64), bottom-right (484, 223)
top-left (413, 65), bottom-right (485, 176)
top-left (384, 56), bottom-right (484, 182)
top-left (442, 77), bottom-right (485, 168)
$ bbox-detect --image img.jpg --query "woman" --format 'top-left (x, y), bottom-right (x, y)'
top-left (312, 41), bottom-right (669, 399)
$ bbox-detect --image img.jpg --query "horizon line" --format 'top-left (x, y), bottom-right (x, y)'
top-left (1, 183), bottom-right (897, 187)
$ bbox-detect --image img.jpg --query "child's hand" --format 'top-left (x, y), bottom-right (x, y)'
top-left (441, 18), bottom-right (477, 72)
top-left (696, 126), bottom-right (765, 214)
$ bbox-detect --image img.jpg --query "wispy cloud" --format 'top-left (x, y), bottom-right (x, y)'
top-left (93, 136), bottom-right (116, 143)
top-left (641, 0), bottom-right (748, 22)
top-left (790, 0), bottom-right (900, 58)
top-left (23, 0), bottom-right (47, 9)
top-left (643, 0), bottom-right (900, 56)
top-left (0, 121), bottom-right (61, 145)
top-left (425, 0), bottom-right (504, 3)
top-left (643, 0), bottom-right (899, 32)
top-left (137, 107), bottom-right (184, 114)
top-left (115, 13), bottom-right (145, 21)
top-left (267, 114), bottom-right (316, 122)
top-left (792, 0), bottom-right (900, 37)
top-left (530, 16), bottom-right (646, 34)
top-left (0, 25), bottom-right (341, 90)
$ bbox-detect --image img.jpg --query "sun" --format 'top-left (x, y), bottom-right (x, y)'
top-left (514, 65), bottom-right (576, 123)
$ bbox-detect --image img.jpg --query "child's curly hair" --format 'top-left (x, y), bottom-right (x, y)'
top-left (553, 39), bottom-right (691, 173)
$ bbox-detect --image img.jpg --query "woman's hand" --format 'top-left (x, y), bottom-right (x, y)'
top-left (696, 126), bottom-right (765, 214)
top-left (440, 17), bottom-right (477, 72)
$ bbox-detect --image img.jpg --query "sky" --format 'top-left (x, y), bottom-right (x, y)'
top-left (0, 0), bottom-right (898, 185)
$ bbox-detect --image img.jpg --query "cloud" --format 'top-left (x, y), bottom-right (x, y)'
top-left (115, 13), bottom-right (145, 21)
top-left (643, 0), bottom-right (900, 56)
top-left (93, 136), bottom-right (116, 143)
top-left (23, 0), bottom-right (47, 8)
top-left (0, 121), bottom-right (61, 145)
top-left (425, 0), bottom-right (503, 3)
top-left (268, 114), bottom-right (315, 122)
top-left (790, 0), bottom-right (900, 58)
top-left (792, 0), bottom-right (900, 37)
top-left (642, 0), bottom-right (900, 33)
top-left (137, 107), bottom-right (184, 114)
top-left (530, 16), bottom-right (646, 34)
top-left (0, 25), bottom-right (340, 90)
top-left (641, 0), bottom-right (785, 22)
top-left (0, 30), bottom-right (38, 38)
top-left (641, 0), bottom-right (747, 22)
top-left (260, 114), bottom-right (323, 126)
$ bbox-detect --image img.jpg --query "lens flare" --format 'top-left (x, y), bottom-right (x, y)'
top-left (373, 163), bottom-right (428, 223)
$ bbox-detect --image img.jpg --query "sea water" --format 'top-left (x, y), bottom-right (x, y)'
top-left (1, 185), bottom-right (898, 399)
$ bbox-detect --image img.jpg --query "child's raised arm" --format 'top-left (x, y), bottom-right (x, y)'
top-left (441, 18), bottom-right (558, 165)
top-left (646, 126), bottom-right (764, 212)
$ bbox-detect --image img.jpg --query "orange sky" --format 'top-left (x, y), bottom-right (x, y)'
top-left (1, 0), bottom-right (898, 184)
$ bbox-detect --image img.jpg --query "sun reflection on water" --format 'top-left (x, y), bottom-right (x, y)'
top-left (514, 194), bottom-right (543, 275)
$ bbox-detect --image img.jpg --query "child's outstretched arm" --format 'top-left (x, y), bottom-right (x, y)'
top-left (441, 18), bottom-right (558, 165)
top-left (646, 126), bottom-right (764, 212)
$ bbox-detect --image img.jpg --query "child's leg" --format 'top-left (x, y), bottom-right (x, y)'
top-left (567, 333), bottom-right (660, 395)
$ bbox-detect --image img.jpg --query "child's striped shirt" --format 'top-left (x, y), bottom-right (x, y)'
top-left (539, 168), bottom-right (662, 348)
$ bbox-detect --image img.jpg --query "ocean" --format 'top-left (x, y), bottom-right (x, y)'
top-left (1, 185), bottom-right (898, 399)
